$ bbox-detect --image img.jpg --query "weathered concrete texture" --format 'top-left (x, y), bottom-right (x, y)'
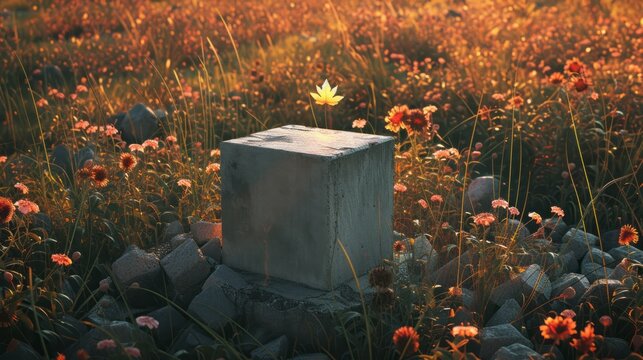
top-left (231, 270), bottom-right (367, 349)
top-left (491, 343), bottom-right (543, 360)
top-left (160, 238), bottom-right (211, 304)
top-left (486, 299), bottom-right (522, 328)
top-left (609, 246), bottom-right (643, 264)
top-left (550, 273), bottom-right (589, 305)
top-left (489, 264), bottom-right (551, 307)
top-left (251, 335), bottom-right (289, 360)
top-left (222, 125), bottom-right (394, 290)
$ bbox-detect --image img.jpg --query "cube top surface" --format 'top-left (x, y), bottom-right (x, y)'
top-left (223, 125), bottom-right (393, 158)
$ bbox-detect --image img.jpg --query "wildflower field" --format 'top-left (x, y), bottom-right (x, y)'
top-left (0, 0), bottom-right (642, 359)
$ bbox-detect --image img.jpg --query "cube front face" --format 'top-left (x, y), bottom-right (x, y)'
top-left (222, 126), bottom-right (393, 290)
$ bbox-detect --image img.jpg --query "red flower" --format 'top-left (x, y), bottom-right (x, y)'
top-left (393, 326), bottom-right (420, 356)
top-left (0, 197), bottom-right (15, 224)
top-left (403, 109), bottom-right (430, 135)
top-left (384, 105), bottom-right (409, 133)
top-left (619, 225), bottom-right (638, 245)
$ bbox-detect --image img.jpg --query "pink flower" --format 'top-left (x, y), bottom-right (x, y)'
top-left (393, 183), bottom-right (407, 192)
top-left (561, 309), bottom-right (576, 318)
top-left (36, 98), bottom-right (48, 108)
top-left (0, 156), bottom-right (6, 164)
top-left (166, 135), bottom-right (177, 143)
top-left (86, 126), bottom-right (98, 134)
top-left (74, 120), bottom-right (90, 130)
top-left (352, 119), bottom-right (367, 129)
top-left (135, 315), bottom-right (159, 330)
top-left (104, 125), bottom-right (118, 136)
top-left (14, 183), bottom-right (29, 194)
top-left (129, 144), bottom-right (144, 152)
top-left (96, 339), bottom-right (117, 350)
top-left (124, 347), bottom-right (141, 358)
top-left (528, 212), bottom-right (542, 224)
top-left (508, 207), bottom-right (520, 216)
top-left (76, 85), bottom-right (88, 93)
top-left (430, 194), bottom-right (443, 203)
top-left (14, 199), bottom-right (39, 215)
top-left (177, 179), bottom-right (192, 188)
top-left (551, 206), bottom-right (565, 218)
top-left (142, 139), bottom-right (159, 150)
top-left (491, 198), bottom-right (509, 209)
top-left (417, 199), bottom-right (428, 209)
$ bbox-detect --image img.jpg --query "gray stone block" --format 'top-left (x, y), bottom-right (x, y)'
top-left (492, 343), bottom-right (543, 360)
top-left (489, 264), bottom-right (551, 307)
top-left (560, 228), bottom-right (598, 260)
top-left (580, 279), bottom-right (625, 309)
top-left (148, 305), bottom-right (187, 344)
top-left (582, 248), bottom-right (615, 268)
top-left (551, 273), bottom-right (589, 305)
top-left (251, 335), bottom-right (289, 360)
top-left (188, 284), bottom-right (237, 330)
top-left (221, 125), bottom-right (393, 290)
top-left (203, 264), bottom-right (248, 290)
top-left (581, 262), bottom-right (613, 283)
top-left (493, 219), bottom-right (530, 244)
top-left (543, 218), bottom-right (568, 243)
top-left (117, 103), bottom-right (160, 144)
top-left (111, 246), bottom-right (161, 288)
top-left (201, 238), bottom-right (222, 263)
top-left (412, 234), bottom-right (439, 276)
top-left (480, 324), bottom-right (533, 360)
top-left (430, 250), bottom-right (478, 288)
top-left (86, 295), bottom-right (126, 326)
top-left (609, 246), bottom-right (643, 264)
top-left (487, 299), bottom-right (522, 328)
top-left (169, 324), bottom-right (217, 354)
top-left (161, 238), bottom-right (211, 301)
top-left (162, 220), bottom-right (184, 242)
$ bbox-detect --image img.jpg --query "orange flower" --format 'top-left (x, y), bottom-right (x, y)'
top-left (392, 326), bottom-right (420, 356)
top-left (451, 324), bottom-right (479, 338)
top-left (506, 95), bottom-right (524, 109)
top-left (570, 323), bottom-right (597, 354)
top-left (90, 165), bottom-right (109, 188)
top-left (473, 213), bottom-right (496, 227)
top-left (540, 316), bottom-right (577, 344)
top-left (565, 58), bottom-right (586, 74)
top-left (205, 163), bottom-right (221, 174)
top-left (618, 224), bottom-right (639, 245)
top-left (551, 206), bottom-right (565, 218)
top-left (14, 199), bottom-right (39, 215)
top-left (0, 197), bottom-right (15, 224)
top-left (384, 105), bottom-right (409, 133)
top-left (549, 72), bottom-right (565, 84)
top-left (119, 153), bottom-right (138, 172)
top-left (56, 353), bottom-right (66, 360)
top-left (528, 212), bottom-right (542, 224)
top-left (51, 253), bottom-right (73, 267)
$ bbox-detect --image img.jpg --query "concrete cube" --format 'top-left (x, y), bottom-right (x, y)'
top-left (222, 125), bottom-right (393, 290)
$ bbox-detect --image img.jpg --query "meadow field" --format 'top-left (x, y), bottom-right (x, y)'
top-left (0, 0), bottom-right (641, 359)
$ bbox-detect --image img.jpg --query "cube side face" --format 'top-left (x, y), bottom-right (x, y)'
top-left (328, 139), bottom-right (394, 287)
top-left (221, 142), bottom-right (332, 289)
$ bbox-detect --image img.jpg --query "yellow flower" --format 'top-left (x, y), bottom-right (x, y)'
top-left (310, 79), bottom-right (343, 106)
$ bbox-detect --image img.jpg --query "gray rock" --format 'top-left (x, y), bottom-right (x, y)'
top-left (543, 218), bottom-right (568, 243)
top-left (557, 251), bottom-right (579, 274)
top-left (560, 228), bottom-right (598, 260)
top-left (163, 220), bottom-right (184, 242)
top-left (188, 284), bottom-right (237, 330)
top-left (202, 264), bottom-right (248, 290)
top-left (169, 324), bottom-right (217, 354)
top-left (239, 327), bottom-right (275, 354)
top-left (41, 64), bottom-right (65, 88)
top-left (430, 250), bottom-right (478, 288)
top-left (550, 273), bottom-right (589, 305)
top-left (494, 219), bottom-right (530, 244)
top-left (111, 246), bottom-right (162, 307)
top-left (487, 299), bottom-right (522, 328)
top-left (52, 144), bottom-right (73, 179)
top-left (609, 259), bottom-right (634, 281)
top-left (190, 221), bottom-right (221, 246)
top-left (251, 335), bottom-right (289, 360)
top-left (581, 262), bottom-right (613, 283)
top-left (492, 343), bottom-right (543, 360)
top-left (67, 321), bottom-right (153, 358)
top-left (112, 246), bottom-right (161, 287)
top-left (201, 238), bottom-right (223, 263)
top-left (580, 279), bottom-right (625, 309)
top-left (74, 146), bottom-right (95, 169)
top-left (0, 340), bottom-right (41, 360)
top-left (86, 295), bottom-right (126, 326)
top-left (161, 238), bottom-right (211, 303)
top-left (170, 233), bottom-right (192, 249)
top-left (601, 229), bottom-right (621, 251)
top-left (480, 324), bottom-right (534, 360)
top-left (464, 176), bottom-right (500, 214)
top-left (582, 248), bottom-right (615, 268)
top-left (609, 246), bottom-right (643, 264)
top-left (412, 234), bottom-right (439, 275)
top-left (117, 103), bottom-right (160, 144)
top-left (490, 264), bottom-right (551, 307)
top-left (148, 305), bottom-right (187, 345)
